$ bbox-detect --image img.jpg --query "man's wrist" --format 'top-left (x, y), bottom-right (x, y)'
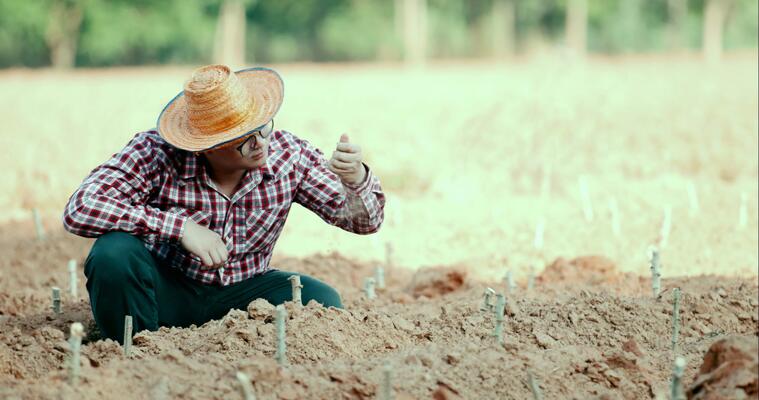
top-left (343, 164), bottom-right (368, 188)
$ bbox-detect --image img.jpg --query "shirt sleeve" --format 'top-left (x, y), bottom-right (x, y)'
top-left (61, 132), bottom-right (187, 242)
top-left (294, 140), bottom-right (385, 234)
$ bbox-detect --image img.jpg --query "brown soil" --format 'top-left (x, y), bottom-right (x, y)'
top-left (0, 228), bottom-right (757, 399)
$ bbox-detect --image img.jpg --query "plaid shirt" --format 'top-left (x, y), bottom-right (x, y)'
top-left (62, 129), bottom-right (385, 286)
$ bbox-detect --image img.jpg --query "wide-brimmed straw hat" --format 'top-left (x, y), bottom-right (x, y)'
top-left (157, 64), bottom-right (284, 152)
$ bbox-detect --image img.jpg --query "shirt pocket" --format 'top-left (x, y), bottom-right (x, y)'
top-left (239, 205), bottom-right (289, 253)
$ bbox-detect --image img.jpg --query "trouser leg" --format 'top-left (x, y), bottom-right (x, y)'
top-left (83, 232), bottom-right (209, 343)
top-left (206, 270), bottom-right (343, 321)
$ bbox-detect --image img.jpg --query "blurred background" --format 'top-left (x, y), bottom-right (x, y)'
top-left (0, 0), bottom-right (757, 67)
top-left (0, 0), bottom-right (757, 279)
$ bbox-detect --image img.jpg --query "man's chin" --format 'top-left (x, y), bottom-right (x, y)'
top-left (244, 156), bottom-right (267, 168)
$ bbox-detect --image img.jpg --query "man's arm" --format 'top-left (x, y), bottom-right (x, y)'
top-left (62, 132), bottom-right (187, 242)
top-left (293, 137), bottom-right (385, 234)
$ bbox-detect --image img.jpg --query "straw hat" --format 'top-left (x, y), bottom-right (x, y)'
top-left (157, 64), bottom-right (284, 152)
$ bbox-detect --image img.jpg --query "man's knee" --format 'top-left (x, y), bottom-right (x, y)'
top-left (300, 276), bottom-right (343, 308)
top-left (85, 232), bottom-right (151, 286)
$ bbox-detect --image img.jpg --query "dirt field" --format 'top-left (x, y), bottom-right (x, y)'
top-left (0, 229), bottom-right (756, 399)
top-left (0, 56), bottom-right (757, 398)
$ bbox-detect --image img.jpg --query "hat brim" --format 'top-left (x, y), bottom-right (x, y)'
top-left (157, 67), bottom-right (284, 152)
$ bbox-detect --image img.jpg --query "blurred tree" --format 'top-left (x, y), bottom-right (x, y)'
top-left (0, 0), bottom-right (49, 67)
top-left (565, 0), bottom-right (587, 57)
top-left (402, 0), bottom-right (428, 66)
top-left (617, 0), bottom-right (642, 52)
top-left (703, 0), bottom-right (734, 62)
top-left (246, 0), bottom-right (347, 62)
top-left (213, 0), bottom-right (254, 68)
top-left (666, 0), bottom-right (687, 50)
top-left (0, 0), bottom-right (758, 68)
top-left (320, 1), bottom-right (396, 61)
top-left (77, 0), bottom-right (214, 66)
top-left (45, 0), bottom-right (85, 69)
top-left (490, 0), bottom-right (516, 59)
top-left (723, 0), bottom-right (758, 51)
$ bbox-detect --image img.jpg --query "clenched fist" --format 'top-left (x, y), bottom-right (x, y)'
top-left (327, 134), bottom-right (367, 186)
top-left (180, 219), bottom-right (228, 268)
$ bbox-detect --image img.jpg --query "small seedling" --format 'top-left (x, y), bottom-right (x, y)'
top-left (52, 287), bottom-right (61, 315)
top-left (578, 176), bottom-right (594, 222)
top-left (504, 271), bottom-right (516, 296)
top-left (659, 206), bottom-right (672, 249)
top-left (364, 277), bottom-right (376, 300)
top-left (533, 217), bottom-right (545, 250)
top-left (670, 356), bottom-right (686, 400)
top-left (32, 209), bottom-right (45, 241)
top-left (381, 362), bottom-right (392, 400)
top-left (236, 371), bottom-right (256, 400)
top-left (671, 288), bottom-right (681, 354)
top-left (527, 371), bottom-right (543, 400)
top-left (287, 275), bottom-right (303, 305)
top-left (608, 197), bottom-right (621, 237)
top-left (687, 181), bottom-right (699, 217)
top-left (68, 322), bottom-right (84, 385)
top-left (275, 305), bottom-right (287, 365)
top-left (123, 315), bottom-right (133, 356)
top-left (649, 247), bottom-right (661, 299)
top-left (68, 259), bottom-right (78, 298)
top-left (480, 287), bottom-right (495, 311)
top-left (374, 265), bottom-right (385, 289)
top-left (493, 294), bottom-right (506, 344)
top-left (738, 192), bottom-right (748, 230)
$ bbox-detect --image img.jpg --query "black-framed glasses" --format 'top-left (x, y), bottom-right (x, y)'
top-left (236, 119), bottom-right (274, 158)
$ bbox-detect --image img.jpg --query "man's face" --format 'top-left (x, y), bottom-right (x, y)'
top-left (203, 121), bottom-right (274, 171)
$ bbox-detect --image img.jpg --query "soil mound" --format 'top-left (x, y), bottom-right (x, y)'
top-left (406, 267), bottom-right (467, 298)
top-left (540, 255), bottom-right (622, 285)
top-left (688, 335), bottom-right (758, 400)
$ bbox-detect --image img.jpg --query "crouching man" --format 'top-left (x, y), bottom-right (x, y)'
top-left (62, 65), bottom-right (385, 343)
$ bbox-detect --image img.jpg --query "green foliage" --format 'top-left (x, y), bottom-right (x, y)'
top-left (0, 0), bottom-right (756, 68)
top-left (724, 0), bottom-right (759, 49)
top-left (77, 0), bottom-right (215, 66)
top-left (0, 0), bottom-right (50, 67)
top-left (319, 2), bottom-right (397, 61)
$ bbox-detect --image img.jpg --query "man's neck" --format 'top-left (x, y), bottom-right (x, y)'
top-left (203, 159), bottom-right (246, 188)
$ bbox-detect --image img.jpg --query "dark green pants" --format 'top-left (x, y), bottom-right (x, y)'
top-left (84, 232), bottom-right (342, 344)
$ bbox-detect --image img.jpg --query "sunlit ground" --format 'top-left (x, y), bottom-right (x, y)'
top-left (1, 54), bottom-right (757, 280)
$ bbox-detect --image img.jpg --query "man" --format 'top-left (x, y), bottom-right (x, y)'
top-left (62, 65), bottom-right (385, 343)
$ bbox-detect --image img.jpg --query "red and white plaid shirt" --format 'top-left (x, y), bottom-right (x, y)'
top-left (63, 129), bottom-right (385, 286)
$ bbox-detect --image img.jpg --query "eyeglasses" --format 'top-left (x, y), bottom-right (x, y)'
top-left (236, 119), bottom-right (274, 158)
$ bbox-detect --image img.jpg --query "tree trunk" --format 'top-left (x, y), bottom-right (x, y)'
top-left (491, 0), bottom-right (516, 60)
top-left (703, 0), bottom-right (731, 63)
top-left (403, 0), bottom-right (427, 66)
top-left (565, 0), bottom-right (587, 58)
top-left (666, 0), bottom-right (687, 50)
top-left (213, 0), bottom-right (247, 68)
top-left (45, 0), bottom-right (83, 69)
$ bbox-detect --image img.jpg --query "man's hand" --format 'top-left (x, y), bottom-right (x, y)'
top-left (180, 219), bottom-right (228, 268)
top-left (327, 134), bottom-right (367, 186)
